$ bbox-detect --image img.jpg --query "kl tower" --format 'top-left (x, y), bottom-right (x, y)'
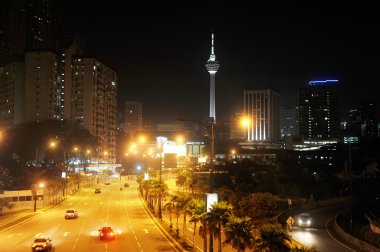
top-left (205, 32), bottom-right (220, 121)
top-left (205, 32), bottom-right (219, 195)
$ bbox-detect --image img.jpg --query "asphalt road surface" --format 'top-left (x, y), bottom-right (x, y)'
top-left (0, 179), bottom-right (180, 252)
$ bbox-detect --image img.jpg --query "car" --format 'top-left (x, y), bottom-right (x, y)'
top-left (99, 226), bottom-right (115, 240)
top-left (65, 209), bottom-right (78, 219)
top-left (297, 213), bottom-right (312, 227)
top-left (105, 181), bottom-right (111, 185)
top-left (95, 188), bottom-right (101, 193)
top-left (31, 237), bottom-right (52, 251)
top-left (124, 182), bottom-right (129, 187)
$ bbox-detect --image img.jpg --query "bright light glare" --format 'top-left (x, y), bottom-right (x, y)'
top-left (291, 230), bottom-right (316, 247)
top-left (241, 117), bottom-right (250, 127)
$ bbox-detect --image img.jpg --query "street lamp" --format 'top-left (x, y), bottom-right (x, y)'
top-left (31, 182), bottom-right (45, 212)
top-left (157, 140), bottom-right (165, 220)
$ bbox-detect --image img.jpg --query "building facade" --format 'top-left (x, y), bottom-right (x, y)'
top-left (0, 61), bottom-right (25, 128)
top-left (69, 57), bottom-right (118, 163)
top-left (297, 80), bottom-right (340, 141)
top-left (124, 101), bottom-right (142, 137)
top-left (0, 0), bottom-right (60, 66)
top-left (280, 107), bottom-right (296, 139)
top-left (24, 51), bottom-right (60, 122)
top-left (244, 89), bottom-right (280, 142)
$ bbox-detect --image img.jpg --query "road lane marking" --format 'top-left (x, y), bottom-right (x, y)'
top-left (143, 229), bottom-right (148, 234)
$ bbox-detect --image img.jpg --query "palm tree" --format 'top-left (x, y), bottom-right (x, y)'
top-left (198, 212), bottom-right (208, 252)
top-left (164, 201), bottom-right (175, 231)
top-left (180, 195), bottom-right (193, 242)
top-left (207, 201), bottom-right (233, 252)
top-left (189, 198), bottom-right (206, 251)
top-left (223, 216), bottom-right (255, 252)
top-left (256, 223), bottom-right (291, 252)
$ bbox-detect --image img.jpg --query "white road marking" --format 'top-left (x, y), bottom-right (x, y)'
top-left (143, 229), bottom-right (149, 234)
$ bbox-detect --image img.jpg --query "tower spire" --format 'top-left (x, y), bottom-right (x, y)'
top-left (211, 33), bottom-right (214, 55)
top-left (209, 32), bottom-right (216, 62)
top-left (205, 32), bottom-right (220, 121)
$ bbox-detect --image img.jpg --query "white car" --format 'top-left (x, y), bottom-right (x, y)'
top-left (297, 213), bottom-right (312, 227)
top-left (65, 209), bottom-right (78, 219)
top-left (31, 237), bottom-right (52, 251)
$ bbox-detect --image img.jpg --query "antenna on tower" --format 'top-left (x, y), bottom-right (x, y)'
top-left (208, 31), bottom-right (216, 62)
top-left (211, 32), bottom-right (214, 55)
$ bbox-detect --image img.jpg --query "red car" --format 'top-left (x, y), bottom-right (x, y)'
top-left (99, 226), bottom-right (115, 240)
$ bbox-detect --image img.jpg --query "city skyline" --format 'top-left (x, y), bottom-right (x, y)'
top-left (61, 3), bottom-right (378, 123)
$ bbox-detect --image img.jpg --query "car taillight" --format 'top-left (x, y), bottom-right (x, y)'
top-left (109, 232), bottom-right (114, 236)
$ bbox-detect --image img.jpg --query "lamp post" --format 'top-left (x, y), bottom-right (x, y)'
top-left (31, 182), bottom-right (44, 212)
top-left (158, 142), bottom-right (164, 220)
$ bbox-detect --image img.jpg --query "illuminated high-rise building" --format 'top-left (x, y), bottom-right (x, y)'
top-left (297, 80), bottom-right (340, 141)
top-left (24, 51), bottom-right (60, 123)
top-left (205, 32), bottom-right (220, 121)
top-left (68, 57), bottom-right (118, 163)
top-left (244, 89), bottom-right (280, 142)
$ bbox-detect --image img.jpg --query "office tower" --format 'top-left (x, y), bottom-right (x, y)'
top-left (205, 32), bottom-right (220, 121)
top-left (0, 61), bottom-right (25, 128)
top-left (229, 113), bottom-right (245, 140)
top-left (244, 89), bottom-right (280, 142)
top-left (124, 101), bottom-right (142, 137)
top-left (0, 0), bottom-right (61, 66)
top-left (360, 101), bottom-right (378, 138)
top-left (298, 80), bottom-right (340, 141)
top-left (24, 51), bottom-right (60, 123)
top-left (69, 57), bottom-right (117, 163)
top-left (280, 107), bottom-right (296, 138)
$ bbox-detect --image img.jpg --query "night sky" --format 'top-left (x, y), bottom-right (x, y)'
top-left (62, 2), bottom-right (379, 124)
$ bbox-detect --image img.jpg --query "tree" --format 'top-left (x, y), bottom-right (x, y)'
top-left (223, 216), bottom-right (255, 252)
top-left (189, 198), bottom-right (206, 251)
top-left (0, 166), bottom-right (13, 190)
top-left (0, 198), bottom-right (13, 214)
top-left (256, 223), bottom-right (291, 252)
top-left (237, 193), bottom-right (278, 219)
top-left (198, 212), bottom-right (208, 252)
top-left (164, 201), bottom-right (175, 231)
top-left (207, 201), bottom-right (233, 252)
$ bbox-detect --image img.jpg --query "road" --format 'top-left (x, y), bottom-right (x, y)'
top-left (291, 204), bottom-right (358, 252)
top-left (0, 178), bottom-right (180, 252)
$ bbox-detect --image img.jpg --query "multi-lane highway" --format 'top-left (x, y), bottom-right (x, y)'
top-left (0, 179), bottom-right (181, 252)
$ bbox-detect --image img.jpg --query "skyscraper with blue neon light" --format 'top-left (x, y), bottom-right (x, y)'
top-left (297, 80), bottom-right (341, 141)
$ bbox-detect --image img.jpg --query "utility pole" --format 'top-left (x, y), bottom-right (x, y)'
top-left (158, 144), bottom-right (163, 220)
top-left (349, 142), bottom-right (353, 234)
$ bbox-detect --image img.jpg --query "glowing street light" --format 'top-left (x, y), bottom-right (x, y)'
top-left (32, 182), bottom-right (45, 212)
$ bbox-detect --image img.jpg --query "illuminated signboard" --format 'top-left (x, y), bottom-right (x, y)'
top-left (308, 80), bottom-right (338, 85)
top-left (206, 193), bottom-right (218, 212)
